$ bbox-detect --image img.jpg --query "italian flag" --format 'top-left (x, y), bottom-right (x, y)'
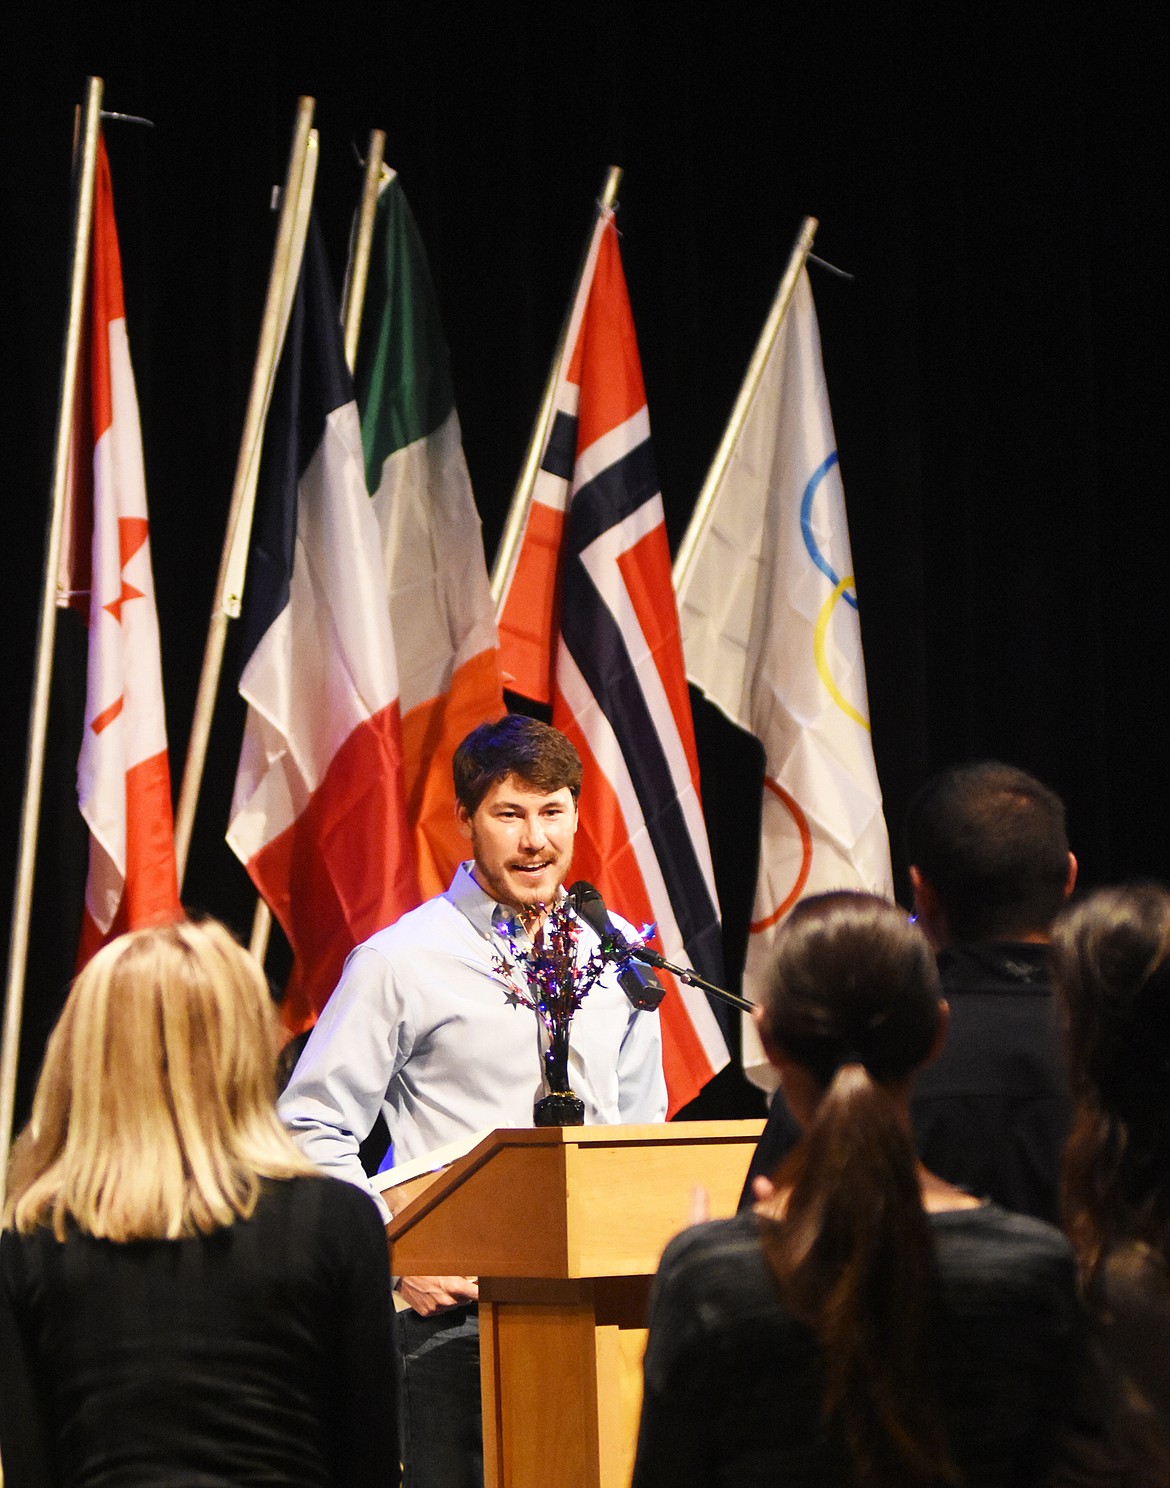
top-left (353, 175), bottom-right (504, 901)
top-left (62, 134), bottom-right (180, 965)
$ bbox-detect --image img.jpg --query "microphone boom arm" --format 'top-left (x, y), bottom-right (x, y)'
top-left (566, 878), bottom-right (756, 1017)
top-left (627, 945), bottom-right (756, 1014)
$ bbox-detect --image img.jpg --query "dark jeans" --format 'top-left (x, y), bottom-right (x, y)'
top-left (396, 1303), bottom-right (483, 1488)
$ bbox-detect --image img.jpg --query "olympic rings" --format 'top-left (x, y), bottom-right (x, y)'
top-left (800, 449), bottom-right (869, 732)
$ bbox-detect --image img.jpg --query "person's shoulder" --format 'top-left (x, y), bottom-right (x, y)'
top-left (656, 1212), bottom-right (771, 1301)
top-left (1, 1219), bottom-right (71, 1275)
top-left (261, 1173), bottom-right (385, 1234)
top-left (252, 1179), bottom-right (390, 1293)
top-left (932, 1203), bottom-right (1077, 1292)
top-left (646, 1214), bottom-right (797, 1378)
top-left (934, 1199), bottom-right (1070, 1247)
top-left (357, 890), bottom-right (461, 956)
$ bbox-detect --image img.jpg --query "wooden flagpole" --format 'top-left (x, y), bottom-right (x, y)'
top-left (341, 129), bottom-right (388, 370)
top-left (672, 215), bottom-right (819, 590)
top-left (0, 78), bottom-right (105, 1196)
top-left (172, 97), bottom-right (318, 889)
top-left (490, 165), bottom-right (623, 610)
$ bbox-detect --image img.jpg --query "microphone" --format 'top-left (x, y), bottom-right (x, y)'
top-left (567, 881), bottom-right (666, 1010)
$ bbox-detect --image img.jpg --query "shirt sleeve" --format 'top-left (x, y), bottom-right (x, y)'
top-left (277, 945), bottom-right (405, 1221)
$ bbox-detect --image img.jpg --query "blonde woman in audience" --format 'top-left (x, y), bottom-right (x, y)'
top-left (0, 919), bottom-right (399, 1488)
top-left (633, 891), bottom-right (1089, 1488)
top-left (1051, 883), bottom-right (1170, 1485)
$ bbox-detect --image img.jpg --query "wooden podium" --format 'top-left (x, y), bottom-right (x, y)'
top-left (385, 1120), bottom-right (763, 1488)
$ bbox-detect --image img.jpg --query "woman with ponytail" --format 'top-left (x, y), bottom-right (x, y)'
top-left (633, 892), bottom-right (1085, 1488)
top-left (1050, 883), bottom-right (1170, 1483)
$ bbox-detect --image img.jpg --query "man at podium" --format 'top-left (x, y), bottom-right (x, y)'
top-left (279, 715), bottom-right (668, 1488)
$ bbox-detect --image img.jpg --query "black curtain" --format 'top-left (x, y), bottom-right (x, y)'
top-left (1, 2), bottom-right (1166, 1120)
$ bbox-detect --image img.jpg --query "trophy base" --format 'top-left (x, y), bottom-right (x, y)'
top-left (533, 1091), bottom-right (585, 1127)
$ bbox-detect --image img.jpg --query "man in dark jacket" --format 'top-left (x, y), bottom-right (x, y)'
top-left (741, 761), bottom-right (1076, 1223)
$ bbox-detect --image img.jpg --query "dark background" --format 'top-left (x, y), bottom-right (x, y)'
top-left (2, 2), bottom-right (1167, 1123)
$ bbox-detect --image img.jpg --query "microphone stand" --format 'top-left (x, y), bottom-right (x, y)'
top-left (627, 947), bottom-right (756, 1014)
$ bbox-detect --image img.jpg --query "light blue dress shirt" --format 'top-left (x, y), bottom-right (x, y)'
top-left (278, 863), bottom-right (668, 1216)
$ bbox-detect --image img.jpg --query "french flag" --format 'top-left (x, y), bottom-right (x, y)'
top-left (497, 216), bottom-right (729, 1112)
top-left (228, 215), bottom-right (419, 1032)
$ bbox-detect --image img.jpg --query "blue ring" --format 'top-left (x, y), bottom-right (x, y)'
top-left (799, 452), bottom-right (858, 611)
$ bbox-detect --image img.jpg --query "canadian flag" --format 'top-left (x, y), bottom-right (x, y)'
top-left (61, 135), bottom-right (180, 964)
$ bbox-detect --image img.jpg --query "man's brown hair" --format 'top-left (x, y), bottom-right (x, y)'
top-left (453, 715), bottom-right (582, 814)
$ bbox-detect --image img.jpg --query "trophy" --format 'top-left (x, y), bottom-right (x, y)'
top-left (493, 899), bottom-right (638, 1126)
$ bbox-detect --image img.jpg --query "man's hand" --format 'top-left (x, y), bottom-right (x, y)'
top-left (396, 1274), bottom-right (480, 1317)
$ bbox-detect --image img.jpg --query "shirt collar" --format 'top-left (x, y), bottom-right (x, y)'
top-left (445, 861), bottom-right (499, 936)
top-left (937, 940), bottom-right (1051, 992)
top-left (445, 861), bottom-right (567, 942)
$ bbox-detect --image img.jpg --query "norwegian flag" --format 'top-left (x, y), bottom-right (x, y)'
top-left (61, 134), bottom-right (180, 965)
top-left (497, 215), bottom-right (729, 1112)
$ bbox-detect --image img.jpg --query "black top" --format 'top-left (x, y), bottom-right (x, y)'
top-left (740, 942), bottom-right (1072, 1224)
top-left (0, 1175), bottom-right (399, 1488)
top-left (912, 942), bottom-right (1071, 1224)
top-left (633, 1204), bottom-right (1085, 1488)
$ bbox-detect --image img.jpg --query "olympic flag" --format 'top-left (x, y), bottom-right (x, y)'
top-left (497, 213), bottom-right (729, 1113)
top-left (677, 267), bottom-right (892, 1087)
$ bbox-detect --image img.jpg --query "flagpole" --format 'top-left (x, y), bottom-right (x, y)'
top-left (490, 165), bottom-right (623, 610)
top-left (0, 77), bottom-right (105, 1195)
top-left (672, 215), bottom-right (819, 590)
top-left (173, 97), bottom-right (318, 887)
top-left (341, 128), bottom-right (388, 371)
top-left (230, 131), bottom-right (320, 613)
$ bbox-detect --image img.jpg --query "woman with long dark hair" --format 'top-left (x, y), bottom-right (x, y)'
top-left (0, 919), bottom-right (399, 1488)
top-left (1050, 883), bottom-right (1170, 1483)
top-left (633, 892), bottom-right (1084, 1487)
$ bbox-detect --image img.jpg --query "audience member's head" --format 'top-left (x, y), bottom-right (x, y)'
top-left (905, 760), bottom-right (1074, 946)
top-left (453, 715), bottom-right (582, 814)
top-left (759, 890), bottom-right (943, 1090)
top-left (1050, 883), bottom-right (1170, 1279)
top-left (756, 892), bottom-right (955, 1487)
top-left (5, 919), bottom-right (313, 1243)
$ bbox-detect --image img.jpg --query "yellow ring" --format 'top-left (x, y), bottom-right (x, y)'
top-left (813, 574), bottom-right (870, 732)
